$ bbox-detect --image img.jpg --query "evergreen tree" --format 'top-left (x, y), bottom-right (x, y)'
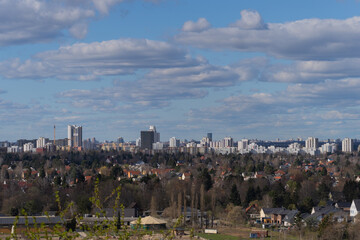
top-left (245, 186), bottom-right (256, 207)
top-left (230, 184), bottom-right (241, 206)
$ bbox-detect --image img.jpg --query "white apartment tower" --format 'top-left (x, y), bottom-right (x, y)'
top-left (169, 137), bottom-right (180, 148)
top-left (223, 137), bottom-right (234, 147)
top-left (23, 142), bottom-right (34, 152)
top-left (342, 138), bottom-right (353, 153)
top-left (68, 125), bottom-right (83, 147)
top-left (238, 139), bottom-right (249, 150)
top-left (36, 137), bottom-right (46, 148)
top-left (305, 137), bottom-right (318, 149)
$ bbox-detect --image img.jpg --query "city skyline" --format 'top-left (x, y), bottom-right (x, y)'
top-left (1, 124), bottom-right (360, 143)
top-left (2, 1), bottom-right (360, 141)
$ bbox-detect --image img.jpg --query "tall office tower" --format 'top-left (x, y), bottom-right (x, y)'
top-left (305, 137), bottom-right (318, 149)
top-left (68, 125), bottom-right (83, 147)
top-left (36, 137), bottom-right (46, 148)
top-left (149, 125), bottom-right (160, 142)
top-left (238, 139), bottom-right (249, 150)
top-left (342, 138), bottom-right (353, 153)
top-left (170, 137), bottom-right (180, 148)
top-left (117, 137), bottom-right (124, 143)
top-left (224, 137), bottom-right (234, 147)
top-left (141, 130), bottom-right (154, 150)
top-left (207, 133), bottom-right (212, 142)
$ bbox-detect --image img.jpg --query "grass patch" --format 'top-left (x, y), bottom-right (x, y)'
top-left (197, 233), bottom-right (239, 240)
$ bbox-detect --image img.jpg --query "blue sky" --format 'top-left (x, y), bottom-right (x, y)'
top-left (1, 0), bottom-right (360, 142)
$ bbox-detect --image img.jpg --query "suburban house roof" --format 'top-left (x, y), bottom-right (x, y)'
top-left (352, 199), bottom-right (360, 210)
top-left (335, 202), bottom-right (351, 209)
top-left (0, 216), bottom-right (62, 226)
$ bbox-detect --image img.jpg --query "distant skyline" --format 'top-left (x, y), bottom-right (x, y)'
top-left (1, 0), bottom-right (360, 141)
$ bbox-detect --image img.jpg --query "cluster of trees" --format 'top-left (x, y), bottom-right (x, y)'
top-left (0, 150), bottom-right (360, 227)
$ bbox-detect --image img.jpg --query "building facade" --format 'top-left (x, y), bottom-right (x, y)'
top-left (305, 137), bottom-right (318, 149)
top-left (141, 131), bottom-right (154, 150)
top-left (68, 125), bottom-right (83, 147)
top-left (342, 138), bottom-right (353, 153)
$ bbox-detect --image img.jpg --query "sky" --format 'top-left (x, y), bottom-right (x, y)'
top-left (1, 0), bottom-right (360, 142)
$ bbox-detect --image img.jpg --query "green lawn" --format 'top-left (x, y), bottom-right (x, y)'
top-left (197, 233), bottom-right (240, 240)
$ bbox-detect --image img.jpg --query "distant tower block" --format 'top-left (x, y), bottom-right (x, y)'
top-left (207, 133), bottom-right (212, 141)
top-left (68, 125), bottom-right (83, 147)
top-left (54, 125), bottom-right (56, 146)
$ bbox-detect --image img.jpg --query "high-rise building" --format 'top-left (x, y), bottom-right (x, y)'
top-left (68, 125), bottom-right (83, 147)
top-left (342, 138), bottom-right (353, 153)
top-left (169, 137), bottom-right (180, 148)
top-left (149, 125), bottom-right (160, 142)
top-left (136, 138), bottom-right (141, 147)
top-left (238, 139), bottom-right (249, 150)
top-left (23, 142), bottom-right (34, 152)
top-left (140, 130), bottom-right (154, 150)
top-left (201, 137), bottom-right (210, 147)
top-left (36, 137), bottom-right (47, 148)
top-left (224, 137), bottom-right (233, 147)
top-left (207, 133), bottom-right (212, 142)
top-left (305, 137), bottom-right (318, 149)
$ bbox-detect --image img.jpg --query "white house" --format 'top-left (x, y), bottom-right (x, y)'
top-left (350, 199), bottom-right (360, 219)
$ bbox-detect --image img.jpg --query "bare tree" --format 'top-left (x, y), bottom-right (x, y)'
top-left (191, 184), bottom-right (195, 227)
top-left (177, 192), bottom-right (182, 218)
top-left (200, 184), bottom-right (205, 228)
top-left (150, 195), bottom-right (157, 216)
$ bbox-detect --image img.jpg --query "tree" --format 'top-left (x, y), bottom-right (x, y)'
top-left (150, 195), bottom-right (157, 216)
top-left (116, 211), bottom-right (121, 230)
top-left (245, 186), bottom-right (257, 207)
top-left (54, 176), bottom-right (62, 186)
top-left (65, 217), bottom-right (77, 232)
top-left (111, 165), bottom-right (123, 179)
top-left (229, 184), bottom-right (241, 206)
top-left (343, 180), bottom-right (360, 201)
top-left (227, 206), bottom-right (246, 226)
top-left (198, 168), bottom-right (213, 191)
top-left (10, 207), bottom-right (19, 216)
top-left (318, 214), bottom-right (332, 238)
top-left (320, 167), bottom-right (327, 176)
top-left (40, 168), bottom-right (46, 178)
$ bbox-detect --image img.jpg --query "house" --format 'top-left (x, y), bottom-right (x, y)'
top-left (307, 205), bottom-right (341, 223)
top-left (0, 216), bottom-right (62, 228)
top-left (260, 208), bottom-right (298, 225)
top-left (350, 199), bottom-right (360, 218)
top-left (335, 202), bottom-right (351, 213)
top-left (180, 172), bottom-right (191, 181)
top-left (332, 210), bottom-right (350, 223)
top-left (283, 210), bottom-right (299, 227)
top-left (246, 204), bottom-right (260, 223)
top-left (272, 209), bottom-right (298, 226)
top-left (124, 169), bottom-right (141, 178)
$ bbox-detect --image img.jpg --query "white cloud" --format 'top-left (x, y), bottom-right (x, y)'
top-left (69, 22), bottom-right (89, 39)
top-left (230, 10), bottom-right (267, 29)
top-left (92, 0), bottom-right (124, 14)
top-left (263, 58), bottom-right (360, 83)
top-left (0, 38), bottom-right (198, 80)
top-left (0, 0), bottom-right (159, 45)
top-left (176, 10), bottom-right (360, 60)
top-left (0, 0), bottom-right (96, 45)
top-left (182, 18), bottom-right (211, 32)
top-left (57, 58), bottom-right (262, 109)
